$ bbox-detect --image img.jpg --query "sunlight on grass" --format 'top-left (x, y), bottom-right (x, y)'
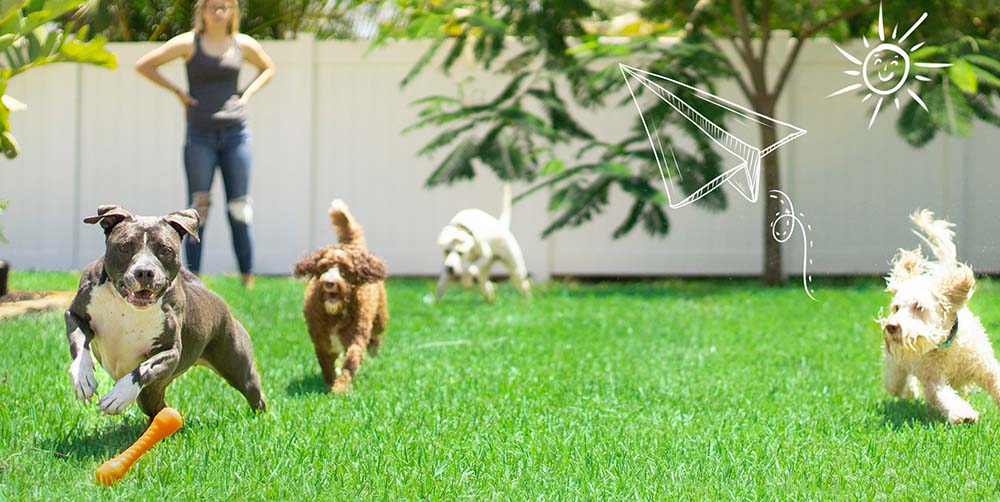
top-left (2, 274), bottom-right (1000, 498)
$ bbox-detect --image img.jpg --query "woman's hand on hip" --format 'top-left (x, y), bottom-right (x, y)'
top-left (176, 90), bottom-right (198, 107)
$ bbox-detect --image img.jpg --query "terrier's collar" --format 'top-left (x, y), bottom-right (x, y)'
top-left (938, 319), bottom-right (959, 349)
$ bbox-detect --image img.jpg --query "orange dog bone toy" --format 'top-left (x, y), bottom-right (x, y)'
top-left (95, 407), bottom-right (183, 485)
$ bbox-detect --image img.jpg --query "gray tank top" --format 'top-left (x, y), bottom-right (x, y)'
top-left (186, 33), bottom-right (247, 128)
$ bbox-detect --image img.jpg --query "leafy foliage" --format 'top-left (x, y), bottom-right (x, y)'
top-left (71, 0), bottom-right (372, 41)
top-left (0, 0), bottom-right (117, 160)
top-left (0, 0), bottom-right (116, 243)
top-left (897, 36), bottom-right (1000, 146)
top-left (379, 0), bottom-right (1000, 251)
top-left (376, 0), bottom-right (735, 239)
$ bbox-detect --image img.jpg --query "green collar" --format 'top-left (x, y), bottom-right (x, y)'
top-left (938, 319), bottom-right (959, 349)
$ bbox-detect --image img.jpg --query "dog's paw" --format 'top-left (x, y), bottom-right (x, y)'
top-left (69, 353), bottom-right (97, 402)
top-left (98, 375), bottom-right (140, 415)
top-left (900, 380), bottom-right (921, 400)
top-left (331, 379), bottom-right (352, 395)
top-left (947, 408), bottom-right (980, 425)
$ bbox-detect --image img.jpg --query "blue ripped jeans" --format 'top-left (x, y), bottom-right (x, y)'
top-left (183, 123), bottom-right (253, 275)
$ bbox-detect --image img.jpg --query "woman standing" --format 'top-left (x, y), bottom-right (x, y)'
top-left (136, 0), bottom-right (275, 287)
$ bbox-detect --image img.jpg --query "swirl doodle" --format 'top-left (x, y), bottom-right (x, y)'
top-left (769, 189), bottom-right (817, 301)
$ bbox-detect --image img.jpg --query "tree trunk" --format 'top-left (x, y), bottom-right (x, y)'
top-left (757, 98), bottom-right (785, 286)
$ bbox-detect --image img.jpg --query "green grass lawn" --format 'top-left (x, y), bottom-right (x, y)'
top-left (3, 273), bottom-right (1000, 499)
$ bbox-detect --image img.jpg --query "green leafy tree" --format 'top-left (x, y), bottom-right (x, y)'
top-left (373, 1), bottom-right (735, 239)
top-left (0, 0), bottom-right (117, 241)
top-left (0, 0), bottom-right (117, 159)
top-left (879, 2), bottom-right (1000, 145)
top-left (383, 0), bottom-right (1000, 284)
top-left (624, 0), bottom-right (999, 284)
top-left (72, 0), bottom-right (373, 40)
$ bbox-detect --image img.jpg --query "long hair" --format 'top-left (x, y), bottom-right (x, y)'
top-left (193, 0), bottom-right (241, 35)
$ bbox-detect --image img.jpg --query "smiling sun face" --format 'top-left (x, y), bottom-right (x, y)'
top-left (827, 2), bottom-right (952, 129)
top-left (864, 44), bottom-right (909, 95)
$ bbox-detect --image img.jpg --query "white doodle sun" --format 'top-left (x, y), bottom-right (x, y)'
top-left (827, 2), bottom-right (951, 129)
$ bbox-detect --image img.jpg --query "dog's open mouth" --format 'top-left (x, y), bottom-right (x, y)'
top-left (324, 291), bottom-right (341, 303)
top-left (118, 284), bottom-right (159, 308)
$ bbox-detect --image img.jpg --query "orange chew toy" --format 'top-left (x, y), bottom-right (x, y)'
top-left (95, 407), bottom-right (183, 485)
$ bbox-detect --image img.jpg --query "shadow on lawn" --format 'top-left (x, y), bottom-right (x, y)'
top-left (36, 414), bottom-right (219, 462)
top-left (879, 398), bottom-right (938, 429)
top-left (545, 278), bottom-right (797, 301)
top-left (544, 276), bottom-right (888, 300)
top-left (285, 373), bottom-right (329, 396)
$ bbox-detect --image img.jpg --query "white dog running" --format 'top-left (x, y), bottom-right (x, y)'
top-left (878, 210), bottom-right (1000, 424)
top-left (435, 183), bottom-right (531, 303)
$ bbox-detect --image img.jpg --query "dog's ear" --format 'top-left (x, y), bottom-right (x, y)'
top-left (937, 262), bottom-right (976, 315)
top-left (163, 209), bottom-right (201, 243)
top-left (293, 249), bottom-right (325, 278)
top-left (348, 251), bottom-right (387, 284)
top-left (83, 205), bottom-right (134, 236)
top-left (436, 226), bottom-right (461, 249)
top-left (886, 247), bottom-right (926, 293)
top-left (437, 226), bottom-right (474, 253)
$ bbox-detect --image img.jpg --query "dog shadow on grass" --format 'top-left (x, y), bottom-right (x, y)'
top-left (285, 373), bottom-right (328, 396)
top-left (36, 414), bottom-right (220, 462)
top-left (879, 398), bottom-right (938, 429)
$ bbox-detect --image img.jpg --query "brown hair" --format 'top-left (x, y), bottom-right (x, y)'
top-left (193, 0), bottom-right (240, 35)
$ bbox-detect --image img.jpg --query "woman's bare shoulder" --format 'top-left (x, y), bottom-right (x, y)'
top-left (235, 33), bottom-right (264, 49)
top-left (137, 31), bottom-right (195, 65)
top-left (169, 31), bottom-right (197, 46)
top-left (163, 31), bottom-right (196, 55)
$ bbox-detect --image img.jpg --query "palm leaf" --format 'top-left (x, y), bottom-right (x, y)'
top-left (896, 95), bottom-right (938, 147)
top-left (542, 175), bottom-right (613, 237)
top-left (612, 198), bottom-right (644, 239)
top-left (425, 136), bottom-right (477, 187)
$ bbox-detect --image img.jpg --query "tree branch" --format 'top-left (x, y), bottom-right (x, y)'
top-left (759, 0), bottom-right (773, 70)
top-left (731, 0), bottom-right (768, 97)
top-left (684, 0), bottom-right (715, 35)
top-left (730, 0), bottom-right (756, 63)
top-left (802, 1), bottom-right (876, 39)
top-left (770, 1), bottom-right (877, 99)
top-left (707, 35), bottom-right (753, 102)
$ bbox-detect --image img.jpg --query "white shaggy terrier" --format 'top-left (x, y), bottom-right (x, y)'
top-left (878, 210), bottom-right (1000, 424)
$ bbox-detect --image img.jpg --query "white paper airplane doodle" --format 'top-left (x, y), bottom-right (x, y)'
top-left (620, 63), bottom-right (806, 208)
top-left (620, 63), bottom-right (817, 300)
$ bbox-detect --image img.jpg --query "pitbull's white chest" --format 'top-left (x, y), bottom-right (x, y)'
top-left (86, 282), bottom-right (164, 380)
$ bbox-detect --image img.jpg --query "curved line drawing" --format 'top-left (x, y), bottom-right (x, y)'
top-left (769, 190), bottom-right (817, 301)
top-left (620, 63), bottom-right (806, 209)
top-left (620, 63), bottom-right (816, 300)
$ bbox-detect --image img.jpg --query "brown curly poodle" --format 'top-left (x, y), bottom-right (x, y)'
top-left (293, 199), bottom-right (388, 393)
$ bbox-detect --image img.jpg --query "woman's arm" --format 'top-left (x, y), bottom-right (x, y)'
top-left (135, 33), bottom-right (197, 106)
top-left (236, 34), bottom-right (276, 104)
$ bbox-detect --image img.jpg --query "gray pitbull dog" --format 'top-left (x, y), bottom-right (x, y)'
top-left (65, 205), bottom-right (267, 417)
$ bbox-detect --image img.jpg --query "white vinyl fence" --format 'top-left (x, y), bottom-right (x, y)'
top-left (3, 35), bottom-right (999, 279)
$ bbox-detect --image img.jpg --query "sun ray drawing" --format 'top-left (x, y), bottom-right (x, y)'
top-left (827, 2), bottom-right (951, 128)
